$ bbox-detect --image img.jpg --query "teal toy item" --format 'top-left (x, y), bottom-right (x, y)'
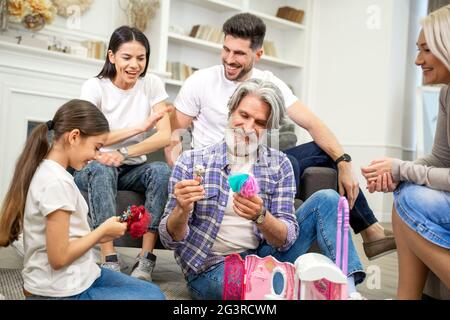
top-left (228, 174), bottom-right (259, 198)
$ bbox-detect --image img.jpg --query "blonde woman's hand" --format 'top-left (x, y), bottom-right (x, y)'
top-left (366, 172), bottom-right (398, 193)
top-left (361, 157), bottom-right (395, 184)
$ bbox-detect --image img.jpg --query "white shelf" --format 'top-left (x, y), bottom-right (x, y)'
top-left (183, 0), bottom-right (242, 12)
top-left (168, 32), bottom-right (303, 69)
top-left (181, 2), bottom-right (306, 31)
top-left (7, 22), bottom-right (109, 43)
top-left (261, 55), bottom-right (303, 68)
top-left (248, 10), bottom-right (306, 31)
top-left (169, 32), bottom-right (222, 52)
top-left (0, 41), bottom-right (169, 79)
top-left (165, 78), bottom-right (184, 87)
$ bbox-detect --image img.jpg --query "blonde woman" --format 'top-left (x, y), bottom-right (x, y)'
top-left (361, 5), bottom-right (450, 299)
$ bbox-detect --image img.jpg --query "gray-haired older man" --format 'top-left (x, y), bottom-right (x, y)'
top-left (159, 79), bottom-right (365, 300)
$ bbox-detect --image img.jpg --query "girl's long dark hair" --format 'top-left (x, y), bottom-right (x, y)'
top-left (97, 25), bottom-right (151, 79)
top-left (0, 99), bottom-right (110, 247)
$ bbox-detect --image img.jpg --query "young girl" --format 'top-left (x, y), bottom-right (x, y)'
top-left (74, 25), bottom-right (172, 282)
top-left (362, 5), bottom-right (450, 299)
top-left (0, 100), bottom-right (165, 300)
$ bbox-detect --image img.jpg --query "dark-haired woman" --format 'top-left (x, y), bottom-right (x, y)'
top-left (74, 26), bottom-right (172, 282)
top-left (0, 100), bottom-right (165, 300)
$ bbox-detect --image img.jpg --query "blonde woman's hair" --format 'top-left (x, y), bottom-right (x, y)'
top-left (421, 5), bottom-right (450, 71)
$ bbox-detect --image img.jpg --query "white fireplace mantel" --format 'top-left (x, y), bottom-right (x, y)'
top-left (0, 41), bottom-right (168, 81)
top-left (0, 41), bottom-right (167, 203)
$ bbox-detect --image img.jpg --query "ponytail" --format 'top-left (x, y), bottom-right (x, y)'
top-left (0, 124), bottom-right (50, 246)
top-left (0, 99), bottom-right (109, 247)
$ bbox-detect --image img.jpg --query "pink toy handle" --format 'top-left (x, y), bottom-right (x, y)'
top-left (335, 196), bottom-right (349, 275)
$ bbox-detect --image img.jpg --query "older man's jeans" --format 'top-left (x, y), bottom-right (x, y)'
top-left (74, 161), bottom-right (170, 232)
top-left (283, 141), bottom-right (378, 234)
top-left (186, 190), bottom-right (366, 300)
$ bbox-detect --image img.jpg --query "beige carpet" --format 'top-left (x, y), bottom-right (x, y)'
top-left (0, 268), bottom-right (24, 300)
top-left (0, 233), bottom-right (400, 300)
top-left (0, 247), bottom-right (191, 300)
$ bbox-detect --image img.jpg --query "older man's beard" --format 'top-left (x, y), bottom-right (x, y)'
top-left (225, 128), bottom-right (262, 165)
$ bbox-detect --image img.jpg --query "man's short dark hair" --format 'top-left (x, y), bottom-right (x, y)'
top-left (222, 13), bottom-right (266, 50)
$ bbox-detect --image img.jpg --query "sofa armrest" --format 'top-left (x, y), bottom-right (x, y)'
top-left (298, 167), bottom-right (338, 201)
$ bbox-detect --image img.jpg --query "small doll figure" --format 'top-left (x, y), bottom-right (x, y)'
top-left (228, 174), bottom-right (259, 198)
top-left (193, 164), bottom-right (206, 184)
top-left (119, 205), bottom-right (151, 238)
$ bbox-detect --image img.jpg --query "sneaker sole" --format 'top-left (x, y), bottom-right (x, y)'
top-left (130, 270), bottom-right (152, 282)
top-left (367, 248), bottom-right (397, 261)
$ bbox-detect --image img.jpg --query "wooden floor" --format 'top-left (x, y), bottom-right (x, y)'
top-left (353, 231), bottom-right (398, 300)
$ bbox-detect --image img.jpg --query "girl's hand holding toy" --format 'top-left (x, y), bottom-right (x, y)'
top-left (119, 205), bottom-right (151, 238)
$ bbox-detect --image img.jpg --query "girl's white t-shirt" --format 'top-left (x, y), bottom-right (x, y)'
top-left (80, 74), bottom-right (168, 165)
top-left (23, 159), bottom-right (101, 297)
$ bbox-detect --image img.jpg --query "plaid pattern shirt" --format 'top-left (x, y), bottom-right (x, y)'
top-left (159, 140), bottom-right (297, 278)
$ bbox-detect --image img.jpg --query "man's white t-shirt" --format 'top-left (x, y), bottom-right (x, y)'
top-left (211, 156), bottom-right (259, 256)
top-left (23, 160), bottom-right (101, 297)
top-left (174, 65), bottom-right (298, 149)
top-left (81, 74), bottom-right (168, 165)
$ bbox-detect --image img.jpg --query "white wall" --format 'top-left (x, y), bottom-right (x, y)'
top-left (0, 0), bottom-right (427, 220)
top-left (308, 0), bottom-right (426, 221)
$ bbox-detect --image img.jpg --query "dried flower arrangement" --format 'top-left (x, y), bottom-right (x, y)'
top-left (8, 0), bottom-right (56, 31)
top-left (120, 0), bottom-right (159, 32)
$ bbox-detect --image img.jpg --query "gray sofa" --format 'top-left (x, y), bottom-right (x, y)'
top-left (80, 123), bottom-right (449, 300)
top-left (85, 152), bottom-right (338, 249)
top-left (80, 123), bottom-right (338, 249)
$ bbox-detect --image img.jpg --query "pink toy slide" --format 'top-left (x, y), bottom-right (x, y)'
top-left (223, 196), bottom-right (350, 300)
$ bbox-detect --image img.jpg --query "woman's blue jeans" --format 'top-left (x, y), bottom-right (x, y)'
top-left (74, 161), bottom-right (171, 232)
top-left (186, 189), bottom-right (366, 300)
top-left (284, 141), bottom-right (378, 234)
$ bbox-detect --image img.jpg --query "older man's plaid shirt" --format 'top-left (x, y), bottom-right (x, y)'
top-left (159, 141), bottom-right (297, 278)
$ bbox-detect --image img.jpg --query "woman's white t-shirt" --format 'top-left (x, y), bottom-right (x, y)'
top-left (80, 74), bottom-right (168, 165)
top-left (22, 160), bottom-right (101, 297)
